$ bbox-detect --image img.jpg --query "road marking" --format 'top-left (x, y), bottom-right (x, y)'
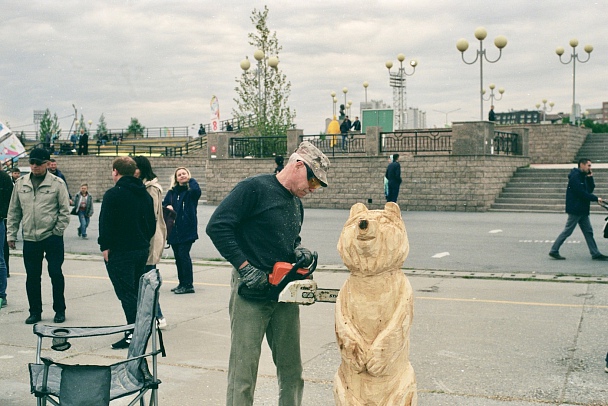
top-left (417, 296), bottom-right (608, 309)
top-left (518, 240), bottom-right (580, 244)
top-left (489, 229), bottom-right (502, 234)
top-left (432, 252), bottom-right (450, 258)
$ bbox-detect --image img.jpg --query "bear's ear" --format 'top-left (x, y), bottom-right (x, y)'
top-left (384, 202), bottom-right (402, 219)
top-left (350, 203), bottom-right (368, 218)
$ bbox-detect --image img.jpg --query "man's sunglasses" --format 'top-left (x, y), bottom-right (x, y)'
top-left (29, 159), bottom-right (47, 166)
top-left (303, 163), bottom-right (322, 189)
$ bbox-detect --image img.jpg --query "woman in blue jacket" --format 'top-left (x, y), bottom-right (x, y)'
top-left (163, 167), bottom-right (201, 294)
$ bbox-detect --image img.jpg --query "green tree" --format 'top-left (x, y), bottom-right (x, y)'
top-left (127, 117), bottom-right (145, 138)
top-left (233, 5), bottom-right (295, 137)
top-left (51, 113), bottom-right (62, 141)
top-left (38, 109), bottom-right (56, 142)
top-left (77, 114), bottom-right (87, 134)
top-left (96, 113), bottom-right (108, 139)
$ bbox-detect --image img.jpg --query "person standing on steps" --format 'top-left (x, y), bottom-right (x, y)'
top-left (163, 167), bottom-right (201, 294)
top-left (549, 158), bottom-right (608, 261)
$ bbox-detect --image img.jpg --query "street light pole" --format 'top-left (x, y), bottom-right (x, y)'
top-left (386, 53), bottom-right (417, 130)
top-left (535, 99), bottom-right (554, 122)
top-left (482, 83), bottom-right (505, 106)
top-left (457, 27), bottom-right (507, 121)
top-left (433, 108), bottom-right (461, 127)
top-left (556, 39), bottom-right (593, 126)
top-left (330, 91), bottom-right (337, 118)
top-left (362, 81), bottom-right (369, 103)
top-left (240, 50), bottom-right (279, 134)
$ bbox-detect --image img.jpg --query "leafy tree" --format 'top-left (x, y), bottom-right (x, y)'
top-left (582, 118), bottom-right (608, 133)
top-left (127, 117), bottom-right (145, 138)
top-left (233, 5), bottom-right (295, 137)
top-left (77, 114), bottom-right (87, 134)
top-left (38, 109), bottom-right (61, 142)
top-left (38, 109), bottom-right (52, 142)
top-left (96, 113), bottom-right (109, 139)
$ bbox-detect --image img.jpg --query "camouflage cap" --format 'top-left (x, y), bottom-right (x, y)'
top-left (288, 141), bottom-right (330, 187)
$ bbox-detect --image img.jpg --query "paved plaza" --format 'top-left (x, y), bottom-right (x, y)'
top-left (2, 207), bottom-right (608, 405)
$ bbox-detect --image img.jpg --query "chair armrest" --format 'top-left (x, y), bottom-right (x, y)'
top-left (33, 324), bottom-right (135, 339)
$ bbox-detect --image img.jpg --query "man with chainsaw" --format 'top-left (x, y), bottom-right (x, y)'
top-left (206, 141), bottom-right (330, 406)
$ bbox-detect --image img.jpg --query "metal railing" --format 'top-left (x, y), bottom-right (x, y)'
top-left (381, 129), bottom-right (452, 154)
top-left (492, 131), bottom-right (519, 155)
top-left (229, 136), bottom-right (287, 158)
top-left (17, 126), bottom-right (190, 141)
top-left (299, 133), bottom-right (366, 157)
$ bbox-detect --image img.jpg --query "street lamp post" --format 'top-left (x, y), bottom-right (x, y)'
top-left (482, 83), bottom-right (505, 106)
top-left (386, 53), bottom-right (417, 130)
top-left (535, 99), bottom-right (554, 122)
top-left (347, 100), bottom-right (352, 117)
top-left (433, 108), bottom-right (461, 128)
top-left (330, 91), bottom-right (337, 118)
top-left (240, 50), bottom-right (279, 133)
top-left (363, 81), bottom-right (369, 103)
top-left (457, 27), bottom-right (508, 121)
top-left (556, 38), bottom-right (593, 126)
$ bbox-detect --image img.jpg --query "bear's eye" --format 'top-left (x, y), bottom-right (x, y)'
top-left (358, 220), bottom-right (368, 230)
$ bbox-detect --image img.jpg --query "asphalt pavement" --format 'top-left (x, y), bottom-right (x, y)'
top-left (2, 206), bottom-right (608, 405)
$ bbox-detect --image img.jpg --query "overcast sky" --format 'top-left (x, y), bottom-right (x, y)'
top-left (2, 0), bottom-right (607, 135)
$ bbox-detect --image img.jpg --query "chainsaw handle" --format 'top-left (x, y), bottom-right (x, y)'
top-left (300, 251), bottom-right (318, 278)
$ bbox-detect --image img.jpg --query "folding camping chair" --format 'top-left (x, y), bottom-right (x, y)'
top-left (28, 268), bottom-right (166, 406)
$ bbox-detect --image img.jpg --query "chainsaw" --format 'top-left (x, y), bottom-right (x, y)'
top-left (237, 252), bottom-right (339, 304)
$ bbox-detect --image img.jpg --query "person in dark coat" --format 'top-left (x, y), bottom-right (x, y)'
top-left (78, 130), bottom-right (89, 155)
top-left (98, 156), bottom-right (156, 348)
top-left (549, 158), bottom-right (607, 260)
top-left (340, 116), bottom-right (352, 150)
top-left (163, 167), bottom-right (201, 294)
top-left (0, 169), bottom-right (13, 308)
top-left (488, 105), bottom-right (496, 122)
top-left (385, 154), bottom-right (402, 203)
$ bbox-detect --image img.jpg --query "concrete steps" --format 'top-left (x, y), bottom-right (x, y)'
top-left (575, 133), bottom-right (608, 163)
top-left (490, 167), bottom-right (608, 213)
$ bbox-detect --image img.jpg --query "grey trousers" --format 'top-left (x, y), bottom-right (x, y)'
top-left (550, 213), bottom-right (601, 257)
top-left (226, 268), bottom-right (304, 406)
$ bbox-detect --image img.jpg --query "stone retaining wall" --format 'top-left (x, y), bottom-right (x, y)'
top-left (51, 155), bottom-right (206, 201)
top-left (205, 154), bottom-right (529, 212)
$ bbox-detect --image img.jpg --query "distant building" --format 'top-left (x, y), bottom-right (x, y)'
top-left (404, 108), bottom-right (426, 129)
top-left (495, 110), bottom-right (541, 125)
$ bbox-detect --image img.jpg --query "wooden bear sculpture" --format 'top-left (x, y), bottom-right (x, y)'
top-left (334, 202), bottom-right (417, 406)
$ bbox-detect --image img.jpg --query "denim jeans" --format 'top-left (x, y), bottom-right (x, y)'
top-left (0, 221), bottom-right (7, 300)
top-left (23, 234), bottom-right (65, 315)
top-left (550, 213), bottom-right (601, 257)
top-left (172, 241), bottom-right (194, 288)
top-left (105, 249), bottom-right (148, 324)
top-left (77, 211), bottom-right (90, 237)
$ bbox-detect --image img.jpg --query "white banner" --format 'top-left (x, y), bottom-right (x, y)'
top-left (210, 95), bottom-right (220, 132)
top-left (0, 133), bottom-right (25, 164)
top-left (0, 121), bottom-right (11, 139)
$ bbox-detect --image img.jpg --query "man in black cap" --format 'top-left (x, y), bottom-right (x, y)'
top-left (7, 148), bottom-right (70, 324)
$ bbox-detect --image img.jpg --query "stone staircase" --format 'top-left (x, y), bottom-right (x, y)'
top-left (490, 167), bottom-right (608, 213)
top-left (575, 133), bottom-right (608, 163)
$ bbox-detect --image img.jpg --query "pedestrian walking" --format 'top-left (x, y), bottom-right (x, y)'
top-left (163, 167), bottom-right (201, 294)
top-left (549, 158), bottom-right (608, 260)
top-left (72, 183), bottom-right (93, 239)
top-left (206, 141), bottom-right (330, 406)
top-left (7, 148), bottom-right (70, 324)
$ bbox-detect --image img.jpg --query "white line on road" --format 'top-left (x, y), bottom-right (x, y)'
top-left (489, 229), bottom-right (503, 234)
top-left (432, 252), bottom-right (450, 258)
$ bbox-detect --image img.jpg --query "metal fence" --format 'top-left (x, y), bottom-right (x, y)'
top-left (381, 129), bottom-right (452, 154)
top-left (229, 136), bottom-right (287, 158)
top-left (16, 126), bottom-right (190, 141)
top-left (298, 133), bottom-right (366, 157)
top-left (492, 131), bottom-right (519, 155)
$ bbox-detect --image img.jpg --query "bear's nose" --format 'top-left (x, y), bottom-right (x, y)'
top-left (358, 219), bottom-right (368, 230)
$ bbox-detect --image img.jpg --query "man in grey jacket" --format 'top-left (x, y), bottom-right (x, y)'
top-left (7, 148), bottom-right (70, 324)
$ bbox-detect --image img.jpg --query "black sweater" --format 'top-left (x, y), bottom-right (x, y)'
top-left (206, 174), bottom-right (303, 272)
top-left (98, 176), bottom-right (155, 252)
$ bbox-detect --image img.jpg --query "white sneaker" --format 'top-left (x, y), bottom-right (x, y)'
top-left (157, 318), bottom-right (167, 329)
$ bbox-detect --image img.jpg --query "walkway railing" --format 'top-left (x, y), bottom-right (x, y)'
top-left (492, 131), bottom-right (519, 155)
top-left (229, 136), bottom-right (287, 158)
top-left (381, 129), bottom-right (452, 154)
top-left (299, 133), bottom-right (366, 157)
